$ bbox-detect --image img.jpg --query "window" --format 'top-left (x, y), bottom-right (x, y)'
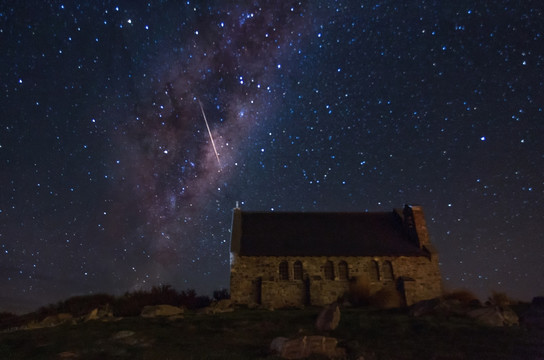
top-left (369, 260), bottom-right (380, 281)
top-left (279, 261), bottom-right (289, 280)
top-left (383, 261), bottom-right (394, 280)
top-left (338, 261), bottom-right (349, 280)
top-left (293, 261), bottom-right (303, 280)
top-left (324, 260), bottom-right (335, 280)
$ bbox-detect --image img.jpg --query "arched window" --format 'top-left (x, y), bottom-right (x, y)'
top-left (293, 261), bottom-right (303, 280)
top-left (369, 260), bottom-right (380, 282)
top-left (279, 261), bottom-right (289, 280)
top-left (324, 260), bottom-right (335, 280)
top-left (338, 261), bottom-right (349, 280)
top-left (383, 261), bottom-right (394, 280)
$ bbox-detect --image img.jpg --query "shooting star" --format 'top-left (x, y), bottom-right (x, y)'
top-left (198, 100), bottom-right (222, 169)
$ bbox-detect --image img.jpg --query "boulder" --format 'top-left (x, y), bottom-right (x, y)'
top-left (467, 306), bottom-right (518, 327)
top-left (209, 299), bottom-right (234, 314)
top-left (140, 304), bottom-right (184, 318)
top-left (270, 335), bottom-right (344, 359)
top-left (270, 337), bottom-right (289, 354)
top-left (41, 313), bottom-right (73, 327)
top-left (410, 298), bottom-right (477, 317)
top-left (26, 313), bottom-right (74, 329)
top-left (501, 306), bottom-right (520, 326)
top-left (97, 304), bottom-right (113, 318)
top-left (85, 308), bottom-right (99, 321)
top-left (410, 298), bottom-right (442, 317)
top-left (198, 300), bottom-right (234, 315)
top-left (315, 302), bottom-right (340, 331)
top-left (84, 304), bottom-right (114, 321)
top-left (111, 330), bottom-right (141, 346)
top-left (111, 330), bottom-right (135, 340)
top-left (58, 351), bottom-right (79, 358)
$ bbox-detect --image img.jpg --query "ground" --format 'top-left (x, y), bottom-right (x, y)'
top-left (0, 307), bottom-right (542, 359)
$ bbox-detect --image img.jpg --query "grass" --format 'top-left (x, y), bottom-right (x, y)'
top-left (0, 307), bottom-right (542, 359)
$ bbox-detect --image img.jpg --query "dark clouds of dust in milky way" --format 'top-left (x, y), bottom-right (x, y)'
top-left (113, 2), bottom-right (314, 274)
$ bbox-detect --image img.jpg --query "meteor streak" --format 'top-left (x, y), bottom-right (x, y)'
top-left (198, 100), bottom-right (222, 169)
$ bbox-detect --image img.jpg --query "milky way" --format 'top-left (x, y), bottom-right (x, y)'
top-left (1, 1), bottom-right (543, 313)
top-left (111, 1), bottom-right (316, 291)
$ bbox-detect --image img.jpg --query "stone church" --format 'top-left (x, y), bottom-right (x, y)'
top-left (229, 205), bottom-right (442, 308)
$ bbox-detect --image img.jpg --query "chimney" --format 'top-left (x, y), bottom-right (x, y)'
top-left (230, 205), bottom-right (242, 254)
top-left (403, 204), bottom-right (430, 248)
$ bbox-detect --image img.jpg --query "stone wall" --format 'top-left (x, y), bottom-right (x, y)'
top-left (230, 253), bottom-right (442, 307)
top-left (261, 281), bottom-right (306, 308)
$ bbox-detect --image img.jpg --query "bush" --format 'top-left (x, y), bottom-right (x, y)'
top-left (442, 289), bottom-right (480, 306)
top-left (213, 289), bottom-right (230, 301)
top-left (488, 291), bottom-right (512, 307)
top-left (369, 287), bottom-right (403, 309)
top-left (0, 312), bottom-right (23, 330)
top-left (9, 286), bottom-right (216, 321)
top-left (112, 286), bottom-right (213, 316)
top-left (348, 276), bottom-right (371, 306)
top-left (113, 291), bottom-right (151, 317)
top-left (56, 294), bottom-right (115, 317)
top-left (150, 284), bottom-right (179, 305)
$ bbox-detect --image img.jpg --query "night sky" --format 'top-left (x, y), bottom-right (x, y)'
top-left (1, 1), bottom-right (543, 314)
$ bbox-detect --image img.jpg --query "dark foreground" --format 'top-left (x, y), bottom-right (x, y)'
top-left (0, 307), bottom-right (542, 360)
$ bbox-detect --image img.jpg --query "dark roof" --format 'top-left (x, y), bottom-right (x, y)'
top-left (237, 210), bottom-right (427, 257)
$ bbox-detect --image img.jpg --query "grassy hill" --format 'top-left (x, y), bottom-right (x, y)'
top-left (1, 306), bottom-right (543, 359)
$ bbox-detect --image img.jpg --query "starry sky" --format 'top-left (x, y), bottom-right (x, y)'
top-left (1, 1), bottom-right (543, 314)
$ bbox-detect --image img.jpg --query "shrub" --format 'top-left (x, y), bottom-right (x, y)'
top-left (488, 291), bottom-right (512, 307)
top-left (348, 276), bottom-right (371, 306)
top-left (178, 289), bottom-right (211, 309)
top-left (15, 286), bottom-right (216, 320)
top-left (150, 284), bottom-right (179, 305)
top-left (56, 294), bottom-right (115, 317)
top-left (113, 290), bottom-right (154, 317)
top-left (369, 287), bottom-right (403, 309)
top-left (442, 289), bottom-right (480, 306)
top-left (213, 289), bottom-right (230, 301)
top-left (112, 286), bottom-right (213, 316)
top-left (0, 312), bottom-right (23, 330)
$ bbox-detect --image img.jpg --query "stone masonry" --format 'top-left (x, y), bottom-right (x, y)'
top-left (230, 205), bottom-right (443, 308)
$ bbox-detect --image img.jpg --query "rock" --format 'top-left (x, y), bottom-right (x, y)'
top-left (97, 304), bottom-right (113, 318)
top-left (410, 297), bottom-right (477, 317)
top-left (111, 330), bottom-right (135, 340)
top-left (58, 351), bottom-right (79, 358)
top-left (140, 304), bottom-right (184, 318)
top-left (38, 313), bottom-right (74, 327)
top-left (167, 314), bottom-right (185, 321)
top-left (410, 298), bottom-right (442, 317)
top-left (468, 307), bottom-right (504, 326)
top-left (315, 302), bottom-right (340, 331)
top-left (412, 298), bottom-right (519, 327)
top-left (85, 308), bottom-right (99, 321)
top-left (467, 306), bottom-right (518, 327)
top-left (270, 337), bottom-right (289, 354)
top-left (27, 313), bottom-right (74, 329)
top-left (501, 306), bottom-right (520, 326)
top-left (215, 299), bottom-right (233, 310)
top-left (85, 305), bottom-right (114, 321)
top-left (202, 299), bottom-right (234, 314)
top-left (111, 330), bottom-right (140, 346)
top-left (271, 335), bottom-right (343, 359)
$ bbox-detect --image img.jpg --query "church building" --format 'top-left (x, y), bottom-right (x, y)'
top-left (229, 205), bottom-right (443, 308)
